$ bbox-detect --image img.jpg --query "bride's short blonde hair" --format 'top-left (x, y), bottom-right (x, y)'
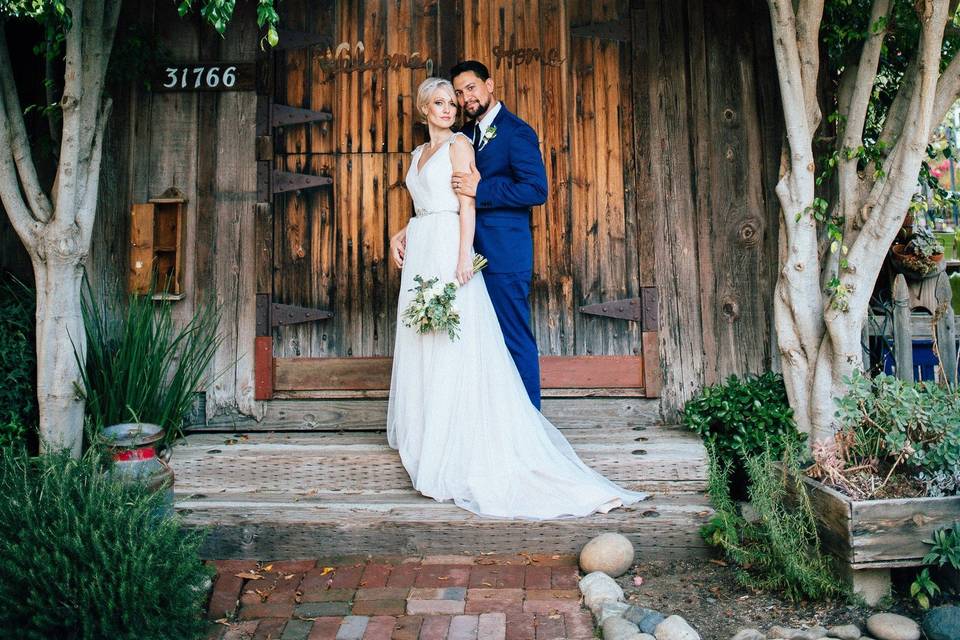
top-left (416, 77), bottom-right (457, 123)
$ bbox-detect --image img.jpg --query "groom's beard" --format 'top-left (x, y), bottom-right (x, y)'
top-left (463, 96), bottom-right (492, 121)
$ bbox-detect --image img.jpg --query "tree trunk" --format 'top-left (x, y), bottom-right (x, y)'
top-left (32, 233), bottom-right (86, 457)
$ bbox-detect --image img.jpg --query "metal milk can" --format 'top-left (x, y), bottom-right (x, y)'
top-left (101, 422), bottom-right (175, 516)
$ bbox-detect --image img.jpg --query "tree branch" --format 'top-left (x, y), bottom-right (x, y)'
top-left (796, 0), bottom-right (826, 129)
top-left (769, 0), bottom-right (827, 359)
top-left (78, 99), bottom-right (111, 251)
top-left (54, 0), bottom-right (85, 221)
top-left (843, 0), bottom-right (891, 152)
top-left (878, 55), bottom-right (919, 152)
top-left (0, 91), bottom-right (40, 250)
top-left (932, 47), bottom-right (960, 129)
top-left (0, 22), bottom-right (52, 223)
top-left (846, 0), bottom-right (950, 315)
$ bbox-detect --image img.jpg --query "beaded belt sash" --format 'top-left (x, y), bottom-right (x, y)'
top-left (415, 208), bottom-right (459, 218)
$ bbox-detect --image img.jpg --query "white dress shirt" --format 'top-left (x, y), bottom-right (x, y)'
top-left (474, 101), bottom-right (502, 145)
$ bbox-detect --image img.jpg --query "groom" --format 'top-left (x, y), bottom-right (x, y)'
top-left (449, 60), bottom-right (548, 410)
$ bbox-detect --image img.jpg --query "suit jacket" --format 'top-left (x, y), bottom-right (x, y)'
top-left (463, 105), bottom-right (547, 274)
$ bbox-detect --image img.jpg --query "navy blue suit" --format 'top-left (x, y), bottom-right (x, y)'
top-left (464, 105), bottom-right (547, 409)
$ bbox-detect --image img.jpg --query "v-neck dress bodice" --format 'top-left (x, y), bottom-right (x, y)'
top-left (405, 134), bottom-right (465, 217)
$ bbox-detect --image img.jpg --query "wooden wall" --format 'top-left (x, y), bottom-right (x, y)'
top-left (645, 0), bottom-right (783, 413)
top-left (90, 1), bottom-right (261, 419)
top-left (78, 0), bottom-right (782, 419)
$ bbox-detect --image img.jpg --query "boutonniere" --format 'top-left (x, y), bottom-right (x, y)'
top-left (478, 125), bottom-right (498, 151)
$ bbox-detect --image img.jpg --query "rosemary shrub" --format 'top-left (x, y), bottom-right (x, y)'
top-left (701, 442), bottom-right (845, 602)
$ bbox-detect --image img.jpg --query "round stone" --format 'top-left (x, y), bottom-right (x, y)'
top-left (826, 625), bottom-right (861, 640)
top-left (603, 616), bottom-right (641, 640)
top-left (654, 615), bottom-right (701, 640)
top-left (579, 532), bottom-right (635, 577)
top-left (865, 613), bottom-right (920, 640)
top-left (922, 605), bottom-right (960, 640)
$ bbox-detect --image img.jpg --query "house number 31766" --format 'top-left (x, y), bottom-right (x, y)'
top-left (154, 63), bottom-right (253, 92)
top-left (163, 65), bottom-right (237, 89)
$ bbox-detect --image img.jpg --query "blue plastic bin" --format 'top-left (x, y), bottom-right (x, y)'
top-left (880, 338), bottom-right (958, 381)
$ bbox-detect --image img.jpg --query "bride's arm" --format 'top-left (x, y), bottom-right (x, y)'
top-left (450, 135), bottom-right (477, 285)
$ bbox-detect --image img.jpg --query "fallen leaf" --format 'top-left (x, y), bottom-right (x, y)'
top-left (319, 567), bottom-right (335, 576)
top-left (708, 559), bottom-right (727, 567)
top-left (235, 572), bottom-right (263, 580)
top-left (284, 574), bottom-right (295, 580)
top-left (263, 564), bottom-right (273, 572)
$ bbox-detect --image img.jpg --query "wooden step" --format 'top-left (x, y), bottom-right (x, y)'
top-left (170, 426), bottom-right (708, 496)
top-left (177, 492), bottom-right (715, 560)
top-left (171, 416), bottom-right (713, 560)
top-left (195, 397), bottom-right (662, 432)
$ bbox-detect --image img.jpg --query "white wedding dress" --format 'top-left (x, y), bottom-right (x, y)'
top-left (387, 132), bottom-right (647, 519)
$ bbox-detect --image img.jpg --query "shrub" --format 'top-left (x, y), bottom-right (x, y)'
top-left (682, 372), bottom-right (805, 469)
top-left (911, 521), bottom-right (960, 608)
top-left (0, 448), bottom-right (212, 639)
top-left (77, 283), bottom-right (222, 443)
top-left (0, 274), bottom-right (36, 448)
top-left (701, 442), bottom-right (845, 602)
top-left (833, 371), bottom-right (960, 496)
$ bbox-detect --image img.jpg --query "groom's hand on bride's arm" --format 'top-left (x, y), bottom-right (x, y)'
top-left (451, 161), bottom-right (480, 198)
top-left (390, 227), bottom-right (407, 268)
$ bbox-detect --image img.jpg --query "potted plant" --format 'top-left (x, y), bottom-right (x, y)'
top-left (789, 371), bottom-right (960, 605)
top-left (891, 224), bottom-right (946, 279)
top-left (75, 284), bottom-right (221, 500)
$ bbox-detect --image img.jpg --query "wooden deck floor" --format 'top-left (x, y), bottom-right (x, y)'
top-left (172, 399), bottom-right (714, 559)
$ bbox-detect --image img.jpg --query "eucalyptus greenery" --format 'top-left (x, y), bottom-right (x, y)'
top-left (0, 447), bottom-right (213, 639)
top-left (682, 372), bottom-right (806, 472)
top-left (75, 285), bottom-right (222, 443)
top-left (701, 442), bottom-right (845, 602)
top-left (834, 371), bottom-right (960, 495)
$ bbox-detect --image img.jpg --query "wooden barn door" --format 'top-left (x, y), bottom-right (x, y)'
top-left (254, 0), bottom-right (659, 400)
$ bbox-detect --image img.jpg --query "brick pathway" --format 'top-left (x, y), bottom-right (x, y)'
top-left (203, 555), bottom-right (595, 640)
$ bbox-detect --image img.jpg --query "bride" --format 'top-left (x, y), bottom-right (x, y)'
top-left (386, 77), bottom-right (647, 519)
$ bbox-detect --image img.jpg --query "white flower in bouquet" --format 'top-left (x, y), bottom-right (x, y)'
top-left (402, 254), bottom-right (489, 340)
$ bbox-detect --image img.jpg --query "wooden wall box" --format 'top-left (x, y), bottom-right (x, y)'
top-left (129, 191), bottom-right (187, 299)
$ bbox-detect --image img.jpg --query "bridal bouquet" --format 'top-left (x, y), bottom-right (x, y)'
top-left (402, 254), bottom-right (488, 340)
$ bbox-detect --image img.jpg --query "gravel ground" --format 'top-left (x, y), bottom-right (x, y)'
top-left (614, 559), bottom-right (956, 639)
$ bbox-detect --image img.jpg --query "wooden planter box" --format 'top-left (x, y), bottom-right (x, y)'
top-left (789, 472), bottom-right (960, 605)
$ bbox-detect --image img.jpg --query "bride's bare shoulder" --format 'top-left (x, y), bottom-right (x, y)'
top-left (449, 133), bottom-right (474, 166)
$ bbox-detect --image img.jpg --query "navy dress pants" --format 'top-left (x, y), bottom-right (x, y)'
top-left (483, 270), bottom-right (541, 410)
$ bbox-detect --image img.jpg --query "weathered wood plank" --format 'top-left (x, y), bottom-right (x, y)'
top-left (144, 2), bottom-right (201, 327)
top-left (274, 355), bottom-right (645, 390)
top-left (171, 444), bottom-right (705, 495)
top-left (208, 4), bottom-right (259, 417)
top-left (786, 471), bottom-right (854, 563)
top-left (648, 0), bottom-right (705, 417)
top-left (892, 275), bottom-right (914, 381)
top-left (178, 493), bottom-right (714, 559)
top-left (851, 496), bottom-right (960, 565)
top-left (193, 396), bottom-right (663, 431)
top-left (934, 271), bottom-right (957, 384)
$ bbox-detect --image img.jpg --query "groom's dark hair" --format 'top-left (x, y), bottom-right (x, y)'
top-left (450, 60), bottom-right (490, 81)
